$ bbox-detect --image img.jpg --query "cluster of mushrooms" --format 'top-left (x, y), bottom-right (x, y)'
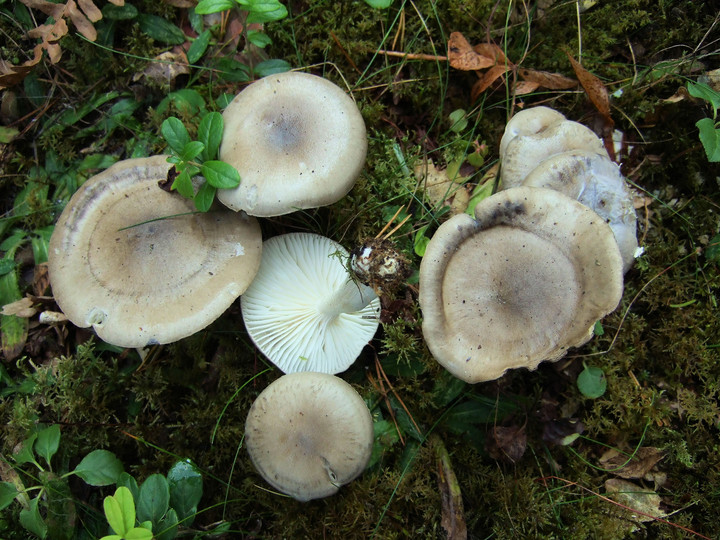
top-left (47, 72), bottom-right (638, 501)
top-left (419, 106), bottom-right (638, 384)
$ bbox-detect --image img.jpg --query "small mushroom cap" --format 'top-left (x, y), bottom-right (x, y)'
top-left (241, 233), bottom-right (380, 374)
top-left (245, 372), bottom-right (374, 502)
top-left (522, 150), bottom-right (638, 273)
top-left (419, 186), bottom-right (623, 383)
top-left (48, 156), bottom-right (262, 348)
top-left (501, 119), bottom-right (608, 188)
top-left (498, 106), bottom-right (566, 158)
top-left (218, 71), bottom-right (368, 217)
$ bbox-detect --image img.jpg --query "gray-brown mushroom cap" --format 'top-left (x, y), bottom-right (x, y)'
top-left (48, 156), bottom-right (262, 348)
top-left (419, 186), bottom-right (624, 383)
top-left (217, 71), bottom-right (368, 217)
top-left (244, 372), bottom-right (374, 502)
top-left (498, 106), bottom-right (566, 158)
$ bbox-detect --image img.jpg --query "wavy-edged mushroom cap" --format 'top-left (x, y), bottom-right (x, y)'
top-left (217, 71), bottom-right (368, 217)
top-left (498, 106), bottom-right (566, 158)
top-left (241, 233), bottom-right (380, 374)
top-left (522, 150), bottom-right (638, 272)
top-left (245, 372), bottom-right (374, 501)
top-left (419, 186), bottom-right (623, 383)
top-left (501, 119), bottom-right (608, 188)
top-left (48, 156), bottom-right (262, 348)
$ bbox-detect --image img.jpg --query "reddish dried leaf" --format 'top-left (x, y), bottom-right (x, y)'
top-left (566, 51), bottom-right (612, 121)
top-left (434, 436), bottom-right (467, 540)
top-left (19, 0), bottom-right (64, 18)
top-left (33, 263), bottom-right (51, 296)
top-left (28, 18), bottom-right (69, 42)
top-left (473, 42), bottom-right (512, 66)
top-left (448, 32), bottom-right (494, 71)
top-left (518, 68), bottom-right (577, 90)
top-left (66, 0), bottom-right (97, 41)
top-left (77, 0), bottom-right (102, 22)
top-left (513, 80), bottom-right (540, 96)
top-left (599, 447), bottom-right (664, 480)
top-left (0, 57), bottom-right (39, 88)
top-left (486, 425), bottom-right (527, 463)
top-left (470, 64), bottom-right (510, 100)
top-left (107, 0), bottom-right (124, 4)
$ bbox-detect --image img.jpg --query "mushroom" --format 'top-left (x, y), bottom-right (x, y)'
top-left (522, 149), bottom-right (638, 273)
top-left (217, 71), bottom-right (368, 217)
top-left (500, 119), bottom-right (608, 188)
top-left (498, 105), bottom-right (566, 158)
top-left (48, 156), bottom-right (262, 348)
top-left (419, 186), bottom-right (623, 383)
top-left (241, 232), bottom-right (380, 374)
top-left (244, 371), bottom-right (374, 502)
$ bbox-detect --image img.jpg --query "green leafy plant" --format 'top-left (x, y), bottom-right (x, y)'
top-left (101, 487), bottom-right (152, 540)
top-left (687, 80), bottom-right (720, 162)
top-left (576, 363), bottom-right (608, 399)
top-left (161, 112), bottom-right (240, 212)
top-left (195, 0), bottom-right (287, 49)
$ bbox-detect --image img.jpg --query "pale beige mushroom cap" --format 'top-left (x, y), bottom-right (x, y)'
top-left (218, 71), bottom-right (368, 217)
top-left (241, 233), bottom-right (380, 374)
top-left (419, 186), bottom-right (623, 383)
top-left (498, 106), bottom-right (566, 158)
top-left (245, 372), bottom-right (374, 502)
top-left (501, 119), bottom-right (608, 188)
top-left (522, 150), bottom-right (638, 273)
top-left (48, 156), bottom-right (262, 348)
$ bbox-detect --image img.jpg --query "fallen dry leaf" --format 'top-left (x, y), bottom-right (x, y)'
top-left (471, 64), bottom-right (511, 100)
top-left (1, 297), bottom-right (37, 318)
top-left (414, 159), bottom-right (470, 215)
top-left (433, 435), bottom-right (467, 540)
top-left (486, 424), bottom-right (527, 462)
top-left (566, 51), bottom-right (612, 124)
top-left (599, 447), bottom-right (664, 480)
top-left (473, 42), bottom-right (511, 66)
top-left (518, 68), bottom-right (577, 90)
top-left (513, 80), bottom-right (541, 96)
top-left (605, 478), bottom-right (667, 523)
top-left (133, 50), bottom-right (190, 87)
top-left (448, 32), bottom-right (494, 71)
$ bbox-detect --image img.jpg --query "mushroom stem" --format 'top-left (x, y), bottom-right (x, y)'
top-left (317, 281), bottom-right (377, 321)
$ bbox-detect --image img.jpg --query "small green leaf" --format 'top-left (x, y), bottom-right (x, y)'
top-left (201, 161), bottom-right (240, 189)
top-left (104, 487), bottom-right (135, 536)
top-left (695, 117), bottom-right (720, 162)
top-left (0, 481), bottom-right (18, 511)
top-left (168, 461), bottom-right (203, 522)
top-left (161, 118), bottom-right (190, 155)
top-left (13, 433), bottom-right (38, 465)
top-left (448, 109), bottom-right (468, 133)
top-left (73, 449), bottom-right (124, 486)
top-left (125, 527), bottom-right (154, 540)
top-left (246, 5), bottom-right (288, 24)
top-left (136, 474), bottom-right (169, 528)
top-left (180, 141), bottom-right (205, 162)
top-left (138, 14), bottom-right (185, 44)
top-left (247, 30), bottom-right (272, 48)
top-left (156, 507), bottom-right (178, 540)
top-left (0, 258), bottom-right (15, 276)
top-left (593, 320), bottom-right (605, 336)
top-left (168, 89), bottom-right (207, 115)
top-left (101, 3), bottom-right (138, 20)
top-left (197, 112), bottom-right (223, 161)
top-left (194, 182), bottom-right (216, 212)
top-left (253, 59), bottom-right (292, 77)
top-left (187, 29), bottom-right (212, 64)
top-left (116, 472), bottom-right (140, 502)
top-left (687, 81), bottom-right (720, 117)
top-left (34, 424), bottom-right (61, 467)
top-left (172, 169), bottom-right (195, 199)
top-left (215, 93), bottom-right (235, 109)
top-left (577, 365), bottom-right (607, 399)
top-left (0, 126), bottom-right (19, 143)
top-left (20, 496), bottom-right (47, 539)
top-left (413, 225), bottom-right (431, 257)
top-left (705, 233), bottom-right (720, 263)
top-left (195, 0), bottom-right (235, 14)
top-left (364, 0), bottom-right (394, 7)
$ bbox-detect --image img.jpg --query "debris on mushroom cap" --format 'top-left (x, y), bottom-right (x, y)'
top-left (522, 149), bottom-right (638, 273)
top-left (501, 119), bottom-right (608, 188)
top-left (245, 371), bottom-right (374, 502)
top-left (48, 156), bottom-right (262, 348)
top-left (498, 106), bottom-right (566, 158)
top-left (419, 186), bottom-right (624, 384)
top-left (217, 71), bottom-right (368, 217)
top-left (241, 232), bottom-right (380, 374)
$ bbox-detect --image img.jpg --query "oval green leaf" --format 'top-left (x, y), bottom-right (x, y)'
top-left (73, 449), bottom-right (124, 486)
top-left (201, 161), bottom-right (240, 189)
top-left (577, 365), bottom-right (607, 399)
top-left (136, 474), bottom-right (169, 528)
top-left (197, 112), bottom-right (223, 161)
top-left (161, 118), bottom-right (190, 155)
top-left (138, 14), bottom-right (185, 45)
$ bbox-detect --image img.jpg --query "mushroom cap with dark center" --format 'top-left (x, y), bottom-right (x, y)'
top-left (48, 156), bottom-right (262, 348)
top-left (244, 372), bottom-right (374, 501)
top-left (218, 71), bottom-right (368, 217)
top-left (419, 186), bottom-right (623, 383)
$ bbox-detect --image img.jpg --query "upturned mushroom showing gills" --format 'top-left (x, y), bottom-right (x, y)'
top-left (48, 156), bottom-right (262, 348)
top-left (245, 372), bottom-right (374, 502)
top-left (241, 232), bottom-right (380, 374)
top-left (217, 71), bottom-right (368, 217)
top-left (419, 186), bottom-right (624, 384)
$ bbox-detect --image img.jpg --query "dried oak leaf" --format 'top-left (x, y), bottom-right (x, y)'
top-left (518, 68), bottom-right (577, 90)
top-left (448, 32), bottom-right (494, 71)
top-left (565, 50), bottom-right (612, 123)
top-left (598, 447), bottom-right (664, 480)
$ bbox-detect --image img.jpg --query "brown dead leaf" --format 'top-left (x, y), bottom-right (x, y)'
top-left (448, 32), bottom-right (494, 71)
top-left (1, 297), bottom-right (37, 318)
top-left (133, 50), bottom-right (190, 87)
top-left (486, 425), bottom-right (527, 463)
top-left (66, 0), bottom-right (97, 40)
top-left (78, 0), bottom-right (102, 22)
top-left (518, 68), bottom-right (577, 90)
top-left (414, 159), bottom-right (469, 215)
top-left (471, 64), bottom-right (511, 100)
top-left (33, 263), bottom-right (50, 296)
top-left (599, 447), bottom-right (664, 480)
top-left (19, 0), bottom-right (64, 17)
top-left (473, 42), bottom-right (511, 66)
top-left (513, 80), bottom-right (541, 96)
top-left (605, 478), bottom-right (666, 523)
top-left (566, 50), bottom-right (612, 123)
top-left (433, 435), bottom-right (467, 540)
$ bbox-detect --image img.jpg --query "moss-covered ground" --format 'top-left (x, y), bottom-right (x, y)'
top-left (1, 0), bottom-right (719, 538)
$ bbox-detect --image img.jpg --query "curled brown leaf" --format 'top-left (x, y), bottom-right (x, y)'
top-left (565, 51), bottom-right (612, 123)
top-left (448, 32), bottom-right (494, 71)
